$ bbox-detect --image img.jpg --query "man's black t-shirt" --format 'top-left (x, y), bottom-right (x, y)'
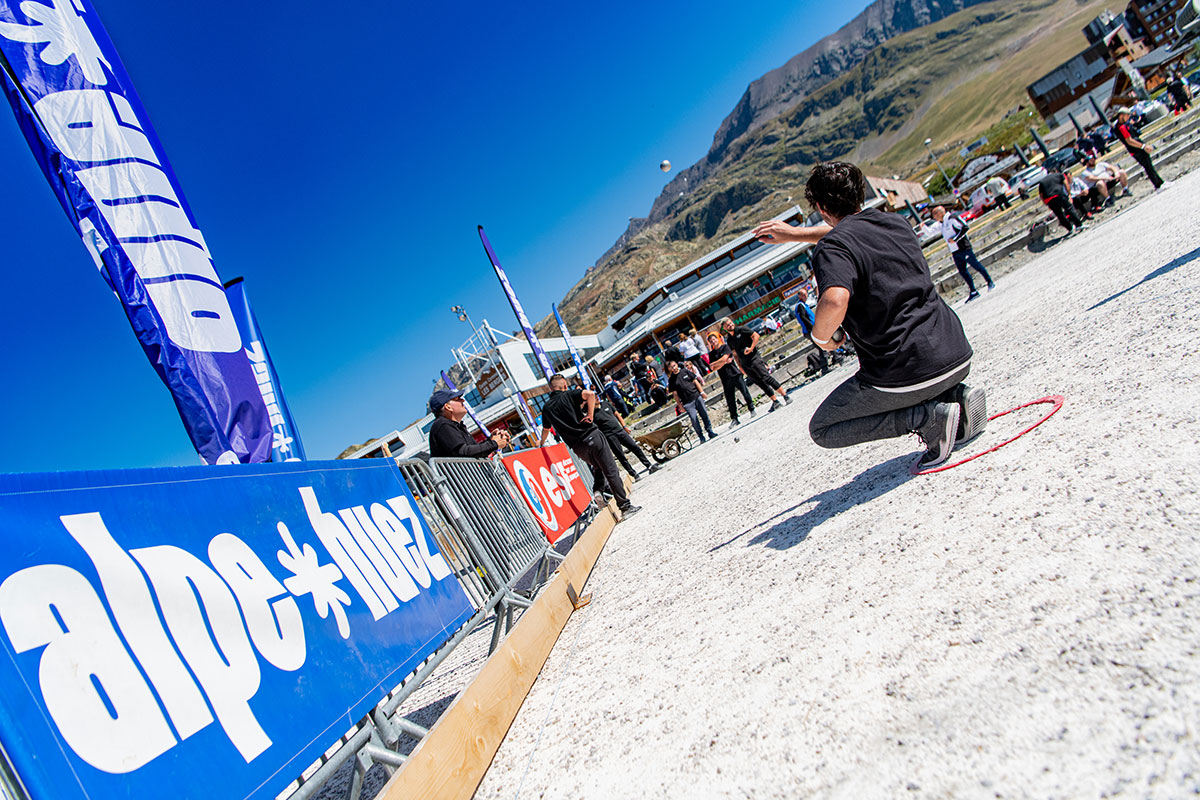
top-left (630, 359), bottom-right (649, 380)
top-left (668, 367), bottom-right (702, 404)
top-left (812, 207), bottom-right (971, 389)
top-left (1115, 120), bottom-right (1143, 152)
top-left (593, 401), bottom-right (625, 436)
top-left (727, 326), bottom-right (765, 370)
top-left (709, 342), bottom-right (741, 381)
top-left (1038, 172), bottom-right (1069, 200)
top-left (540, 388), bottom-right (596, 447)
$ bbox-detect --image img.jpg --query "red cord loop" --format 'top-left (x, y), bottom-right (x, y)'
top-left (913, 395), bottom-right (1065, 475)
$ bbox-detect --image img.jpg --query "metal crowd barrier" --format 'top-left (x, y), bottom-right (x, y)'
top-left (283, 456), bottom-right (554, 800)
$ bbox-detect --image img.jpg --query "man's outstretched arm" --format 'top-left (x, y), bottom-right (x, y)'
top-left (752, 219), bottom-right (832, 244)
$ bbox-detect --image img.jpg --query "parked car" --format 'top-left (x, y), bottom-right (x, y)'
top-left (746, 317), bottom-right (775, 336)
top-left (766, 308), bottom-right (791, 330)
top-left (1043, 147), bottom-right (1080, 172)
top-left (1009, 165), bottom-right (1047, 199)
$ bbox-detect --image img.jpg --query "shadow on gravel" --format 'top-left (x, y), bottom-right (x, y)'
top-left (708, 454), bottom-right (914, 553)
top-left (1089, 244), bottom-right (1200, 310)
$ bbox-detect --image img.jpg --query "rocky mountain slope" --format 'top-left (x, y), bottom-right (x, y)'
top-left (540, 0), bottom-right (1109, 337)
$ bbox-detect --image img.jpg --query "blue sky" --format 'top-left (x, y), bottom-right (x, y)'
top-left (0, 0), bottom-right (870, 472)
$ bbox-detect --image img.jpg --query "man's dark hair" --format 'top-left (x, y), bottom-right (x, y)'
top-left (549, 373), bottom-right (568, 388)
top-left (804, 162), bottom-right (865, 220)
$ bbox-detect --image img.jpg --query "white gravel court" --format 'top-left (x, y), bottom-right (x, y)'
top-left (474, 169), bottom-right (1200, 799)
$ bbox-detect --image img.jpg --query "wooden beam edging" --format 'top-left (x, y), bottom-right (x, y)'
top-left (375, 504), bottom-right (620, 800)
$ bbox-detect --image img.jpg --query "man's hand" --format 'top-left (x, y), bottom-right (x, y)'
top-left (700, 392), bottom-right (708, 400)
top-left (743, 346), bottom-right (754, 355)
top-left (582, 412), bottom-right (594, 424)
top-left (490, 431), bottom-right (510, 447)
top-left (753, 220), bottom-right (832, 245)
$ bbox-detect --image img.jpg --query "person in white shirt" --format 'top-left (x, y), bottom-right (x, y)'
top-left (1079, 154), bottom-right (1130, 203)
top-left (676, 334), bottom-right (708, 376)
top-left (985, 175), bottom-right (1011, 210)
top-left (1069, 173), bottom-right (1101, 218)
top-left (931, 205), bottom-right (994, 303)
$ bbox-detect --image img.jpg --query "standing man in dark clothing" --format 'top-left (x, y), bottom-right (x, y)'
top-left (1167, 71), bottom-right (1192, 115)
top-left (629, 354), bottom-right (652, 403)
top-left (666, 360), bottom-right (717, 443)
top-left (1115, 108), bottom-right (1166, 190)
top-left (932, 205), bottom-right (994, 302)
top-left (751, 161), bottom-right (988, 470)
top-left (428, 388), bottom-right (511, 458)
top-left (537, 374), bottom-right (640, 517)
top-left (594, 400), bottom-right (660, 478)
top-left (718, 317), bottom-right (791, 412)
top-left (706, 331), bottom-right (756, 426)
top-left (1037, 170), bottom-right (1084, 234)
top-left (601, 374), bottom-right (630, 416)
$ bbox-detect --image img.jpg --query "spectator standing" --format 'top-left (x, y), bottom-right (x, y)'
top-left (1037, 170), bottom-right (1085, 234)
top-left (677, 334), bottom-right (708, 376)
top-left (538, 374), bottom-right (640, 516)
top-left (593, 399), bottom-right (660, 478)
top-left (601, 373), bottom-right (631, 415)
top-left (666, 360), bottom-right (717, 442)
top-left (1114, 108), bottom-right (1166, 190)
top-left (1167, 70), bottom-right (1192, 115)
top-left (793, 287), bottom-right (817, 335)
top-left (428, 389), bottom-right (511, 458)
top-left (985, 175), bottom-right (1012, 210)
top-left (689, 329), bottom-right (711, 371)
top-left (629, 353), bottom-right (652, 402)
top-left (931, 205), bottom-right (994, 302)
top-left (706, 331), bottom-right (756, 426)
top-left (717, 317), bottom-right (791, 412)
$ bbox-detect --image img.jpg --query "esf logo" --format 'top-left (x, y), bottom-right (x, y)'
top-left (510, 457), bottom-right (586, 533)
top-left (511, 460), bottom-right (557, 531)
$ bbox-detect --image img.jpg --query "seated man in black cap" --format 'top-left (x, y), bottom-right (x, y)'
top-left (428, 388), bottom-right (510, 458)
top-left (537, 374), bottom-right (641, 518)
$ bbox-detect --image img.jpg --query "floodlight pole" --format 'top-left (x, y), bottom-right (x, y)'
top-left (923, 137), bottom-right (953, 193)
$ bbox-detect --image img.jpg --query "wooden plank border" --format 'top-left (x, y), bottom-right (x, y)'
top-left (376, 503), bottom-right (620, 800)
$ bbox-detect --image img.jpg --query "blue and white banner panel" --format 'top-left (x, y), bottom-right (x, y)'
top-left (477, 226), bottom-right (555, 381)
top-left (225, 278), bottom-right (307, 462)
top-left (0, 460), bottom-right (474, 800)
top-left (0, 0), bottom-right (271, 465)
top-left (552, 304), bottom-right (591, 390)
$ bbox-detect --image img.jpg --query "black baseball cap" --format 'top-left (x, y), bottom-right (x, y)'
top-left (429, 388), bottom-right (465, 417)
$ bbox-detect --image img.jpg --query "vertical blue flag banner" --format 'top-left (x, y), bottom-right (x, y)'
top-left (0, 0), bottom-right (271, 465)
top-left (477, 226), bottom-right (555, 381)
top-left (552, 304), bottom-right (592, 391)
top-left (0, 460), bottom-right (474, 800)
top-left (439, 370), bottom-right (491, 437)
top-left (225, 278), bottom-right (307, 462)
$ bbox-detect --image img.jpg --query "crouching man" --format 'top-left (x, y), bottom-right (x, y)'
top-left (753, 162), bottom-right (988, 469)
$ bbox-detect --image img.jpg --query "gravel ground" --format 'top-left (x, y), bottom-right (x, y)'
top-left (471, 168), bottom-right (1200, 799)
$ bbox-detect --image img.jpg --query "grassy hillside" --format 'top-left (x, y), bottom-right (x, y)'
top-left (542, 0), bottom-right (1112, 337)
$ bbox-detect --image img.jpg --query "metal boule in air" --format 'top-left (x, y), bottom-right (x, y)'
top-left (660, 160), bottom-right (672, 173)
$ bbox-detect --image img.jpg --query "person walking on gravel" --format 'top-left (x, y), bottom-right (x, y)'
top-left (594, 398), bottom-right (660, 479)
top-left (931, 205), bottom-right (994, 302)
top-left (717, 317), bottom-right (791, 412)
top-left (772, 161), bottom-right (989, 469)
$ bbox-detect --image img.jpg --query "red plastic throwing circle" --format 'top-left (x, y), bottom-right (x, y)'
top-left (912, 394), bottom-right (1065, 475)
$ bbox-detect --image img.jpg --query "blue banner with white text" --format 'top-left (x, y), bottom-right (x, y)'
top-left (225, 278), bottom-right (307, 462)
top-left (0, 460), bottom-right (474, 800)
top-left (0, 0), bottom-right (271, 464)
